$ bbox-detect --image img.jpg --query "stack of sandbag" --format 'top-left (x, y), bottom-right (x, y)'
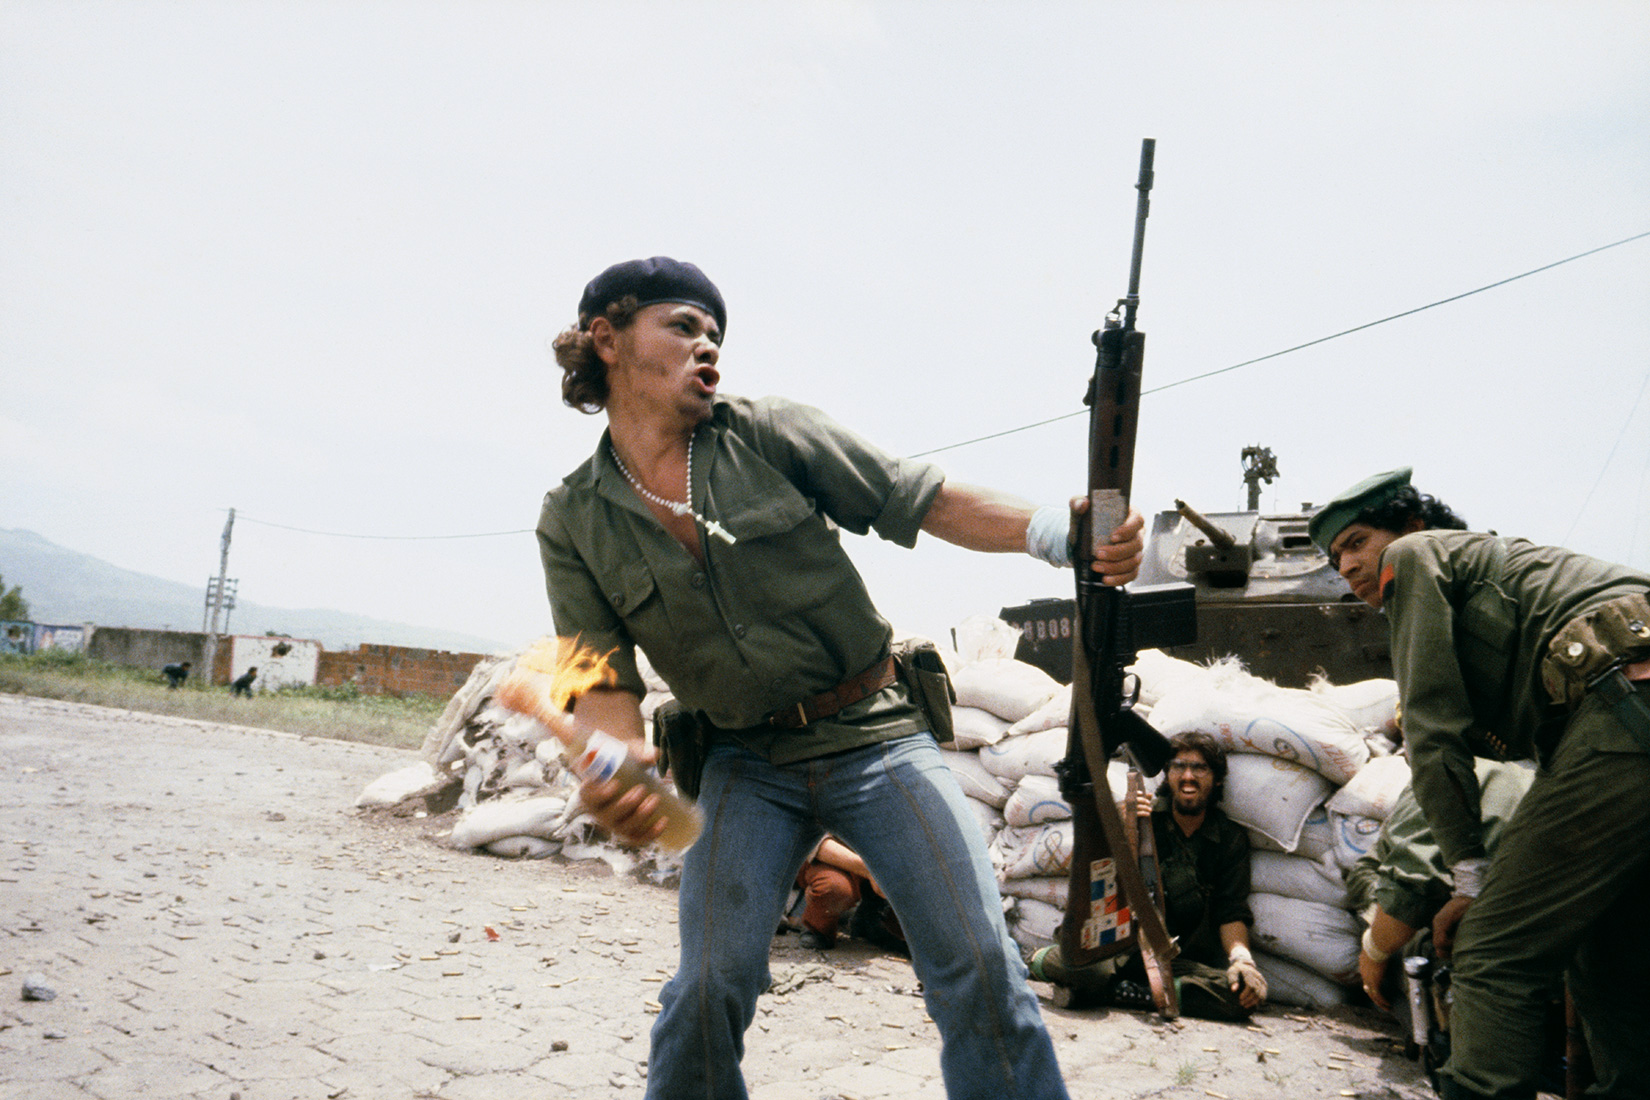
top-left (1137, 650), bottom-right (1405, 1005)
top-left (354, 645), bottom-right (685, 881)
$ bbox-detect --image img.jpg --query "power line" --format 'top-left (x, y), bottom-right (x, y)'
top-left (910, 230), bottom-right (1650, 458)
top-left (1561, 364), bottom-right (1650, 545)
top-left (234, 514), bottom-right (533, 540)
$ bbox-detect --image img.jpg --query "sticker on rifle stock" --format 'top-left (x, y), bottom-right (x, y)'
top-left (1081, 857), bottom-right (1132, 950)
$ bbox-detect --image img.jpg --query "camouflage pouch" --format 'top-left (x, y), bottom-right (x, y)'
top-left (892, 637), bottom-right (957, 748)
top-left (1540, 591), bottom-right (1650, 706)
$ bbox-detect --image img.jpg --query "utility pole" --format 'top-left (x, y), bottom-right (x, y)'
top-left (203, 509), bottom-right (236, 685)
top-left (1241, 446), bottom-right (1278, 511)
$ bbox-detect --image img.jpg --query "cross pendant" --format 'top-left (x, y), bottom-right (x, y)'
top-left (702, 518), bottom-right (737, 545)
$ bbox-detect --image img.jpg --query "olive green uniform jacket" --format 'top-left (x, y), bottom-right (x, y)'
top-left (537, 394), bottom-right (943, 761)
top-left (1380, 530), bottom-right (1650, 867)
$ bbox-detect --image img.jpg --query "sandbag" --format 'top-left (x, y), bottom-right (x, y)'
top-left (1329, 810), bottom-right (1384, 871)
top-left (952, 615), bottom-right (1023, 664)
top-left (1326, 754), bottom-right (1412, 821)
top-left (1005, 686), bottom-right (1072, 736)
top-left (978, 727), bottom-right (1068, 782)
top-left (1126, 648), bottom-right (1209, 710)
top-left (484, 835), bottom-right (561, 859)
top-left (990, 821), bottom-right (1075, 880)
top-left (449, 795), bottom-right (570, 849)
top-left (1006, 896), bottom-right (1064, 956)
top-left (950, 705), bottom-right (1013, 751)
top-left (951, 658), bottom-right (1062, 723)
top-left (939, 748), bottom-right (1013, 808)
top-left (356, 760), bottom-right (448, 808)
top-left (1003, 774), bottom-right (1072, 827)
top-left (1254, 950), bottom-right (1350, 1008)
top-left (1248, 891), bottom-right (1360, 982)
top-left (1000, 875), bottom-right (1070, 908)
top-left (1250, 851), bottom-right (1348, 908)
top-left (1148, 665), bottom-right (1370, 783)
top-left (1219, 754), bottom-right (1334, 852)
top-left (1310, 676), bottom-right (1399, 737)
top-left (1244, 804), bottom-right (1335, 861)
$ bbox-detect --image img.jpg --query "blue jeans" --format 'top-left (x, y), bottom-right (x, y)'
top-left (646, 732), bottom-right (1069, 1100)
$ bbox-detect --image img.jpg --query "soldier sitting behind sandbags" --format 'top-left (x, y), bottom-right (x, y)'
top-left (1031, 731), bottom-right (1267, 1020)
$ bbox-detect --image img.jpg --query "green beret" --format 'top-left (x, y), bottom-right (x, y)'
top-left (1308, 467), bottom-right (1413, 553)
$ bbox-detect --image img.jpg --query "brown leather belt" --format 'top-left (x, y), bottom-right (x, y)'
top-left (767, 657), bottom-right (898, 729)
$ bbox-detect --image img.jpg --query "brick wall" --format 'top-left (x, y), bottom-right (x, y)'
top-left (315, 643), bottom-right (488, 697)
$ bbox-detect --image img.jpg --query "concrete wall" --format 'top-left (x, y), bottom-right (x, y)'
top-left (34, 624), bottom-right (90, 653)
top-left (218, 635), bottom-right (321, 693)
top-left (88, 627), bottom-right (210, 677)
top-left (316, 643), bottom-right (487, 697)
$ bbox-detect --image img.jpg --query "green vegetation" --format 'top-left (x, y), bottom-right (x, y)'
top-left (0, 572), bottom-right (27, 620)
top-left (0, 649), bottom-right (444, 750)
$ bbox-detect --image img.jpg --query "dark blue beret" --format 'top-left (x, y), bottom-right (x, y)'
top-left (577, 257), bottom-right (726, 337)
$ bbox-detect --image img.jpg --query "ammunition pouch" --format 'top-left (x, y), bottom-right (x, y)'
top-left (653, 700), bottom-right (711, 801)
top-left (892, 637), bottom-right (957, 749)
top-left (1540, 592), bottom-right (1650, 706)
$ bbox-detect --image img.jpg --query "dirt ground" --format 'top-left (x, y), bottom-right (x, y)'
top-left (2, 693), bottom-right (1456, 1099)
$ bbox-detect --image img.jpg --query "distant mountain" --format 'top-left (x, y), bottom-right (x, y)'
top-left (0, 527), bottom-right (508, 654)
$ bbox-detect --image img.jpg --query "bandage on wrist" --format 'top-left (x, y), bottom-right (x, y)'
top-left (1227, 944), bottom-right (1253, 965)
top-left (1026, 505), bottom-right (1071, 568)
top-left (1361, 926), bottom-right (1391, 964)
top-left (1451, 857), bottom-right (1489, 898)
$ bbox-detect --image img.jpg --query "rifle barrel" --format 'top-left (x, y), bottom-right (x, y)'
top-left (1123, 137), bottom-right (1156, 330)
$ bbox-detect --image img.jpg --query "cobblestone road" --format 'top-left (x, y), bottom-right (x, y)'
top-left (1, 694), bottom-right (1442, 1099)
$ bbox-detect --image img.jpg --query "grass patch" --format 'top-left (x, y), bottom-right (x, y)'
top-left (0, 650), bottom-right (444, 750)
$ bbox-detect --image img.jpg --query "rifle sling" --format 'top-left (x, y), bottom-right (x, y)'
top-left (1069, 620), bottom-right (1179, 964)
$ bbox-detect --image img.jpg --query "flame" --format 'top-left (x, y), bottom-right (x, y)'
top-left (511, 636), bottom-right (619, 712)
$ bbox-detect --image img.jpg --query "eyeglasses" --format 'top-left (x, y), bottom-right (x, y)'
top-left (1166, 761), bottom-right (1212, 776)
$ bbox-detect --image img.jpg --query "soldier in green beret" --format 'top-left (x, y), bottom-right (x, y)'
top-left (1311, 469), bottom-right (1650, 1100)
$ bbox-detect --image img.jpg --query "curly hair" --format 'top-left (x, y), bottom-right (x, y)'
top-left (1355, 485), bottom-right (1468, 535)
top-left (1161, 730), bottom-right (1229, 804)
top-left (550, 294), bottom-right (642, 414)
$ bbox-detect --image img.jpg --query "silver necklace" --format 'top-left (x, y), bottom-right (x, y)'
top-left (609, 435), bottom-right (736, 545)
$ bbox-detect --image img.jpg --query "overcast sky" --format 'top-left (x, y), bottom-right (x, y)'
top-left (4, 0), bottom-right (1647, 652)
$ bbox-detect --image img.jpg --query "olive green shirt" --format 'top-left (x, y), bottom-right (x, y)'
top-left (1381, 530), bottom-right (1650, 866)
top-left (537, 394), bottom-right (945, 762)
top-left (1150, 800), bottom-right (1253, 968)
top-left (1345, 760), bottom-right (1534, 930)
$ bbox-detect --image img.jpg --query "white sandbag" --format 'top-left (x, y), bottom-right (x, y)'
top-left (1006, 686), bottom-right (1072, 736)
top-left (952, 615), bottom-right (1023, 664)
top-left (1127, 648), bottom-right (1210, 709)
top-left (939, 748), bottom-right (1012, 808)
top-left (1148, 665), bottom-right (1370, 783)
top-left (1326, 754), bottom-right (1412, 821)
top-left (356, 760), bottom-right (447, 808)
top-left (1248, 891), bottom-right (1361, 982)
top-left (1000, 875), bottom-right (1070, 908)
top-left (1248, 805), bottom-right (1337, 862)
top-left (1250, 851), bottom-right (1348, 908)
top-left (1219, 754), bottom-right (1335, 852)
top-left (990, 821), bottom-right (1075, 880)
top-left (448, 795), bottom-right (570, 849)
top-left (951, 706), bottom-right (1013, 751)
top-left (964, 796), bottom-right (1005, 847)
top-left (1310, 676), bottom-right (1399, 736)
top-left (1329, 810), bottom-right (1384, 871)
top-left (1006, 896), bottom-right (1064, 956)
top-left (1255, 950), bottom-right (1350, 1008)
top-left (484, 835), bottom-right (561, 859)
top-left (1003, 774), bottom-right (1072, 827)
top-left (952, 658), bottom-right (1062, 723)
top-left (978, 727), bottom-right (1068, 782)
